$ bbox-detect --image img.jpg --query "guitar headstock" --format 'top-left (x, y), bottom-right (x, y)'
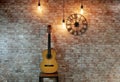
top-left (47, 25), bottom-right (52, 34)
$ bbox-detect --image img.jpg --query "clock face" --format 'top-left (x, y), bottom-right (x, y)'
top-left (66, 14), bottom-right (88, 35)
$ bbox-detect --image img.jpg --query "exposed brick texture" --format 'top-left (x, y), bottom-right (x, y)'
top-left (0, 0), bottom-right (120, 82)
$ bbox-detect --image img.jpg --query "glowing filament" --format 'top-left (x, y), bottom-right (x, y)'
top-left (80, 8), bottom-right (84, 15)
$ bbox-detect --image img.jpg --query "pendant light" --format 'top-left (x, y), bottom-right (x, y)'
top-left (62, 0), bottom-right (66, 28)
top-left (80, 0), bottom-right (84, 15)
top-left (80, 4), bottom-right (84, 14)
top-left (38, 0), bottom-right (41, 11)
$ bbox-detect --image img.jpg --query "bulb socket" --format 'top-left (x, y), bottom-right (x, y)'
top-left (62, 19), bottom-right (65, 23)
top-left (81, 5), bottom-right (83, 9)
top-left (38, 3), bottom-right (40, 6)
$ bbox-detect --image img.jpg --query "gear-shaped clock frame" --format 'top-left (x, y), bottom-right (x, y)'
top-left (66, 14), bottom-right (88, 35)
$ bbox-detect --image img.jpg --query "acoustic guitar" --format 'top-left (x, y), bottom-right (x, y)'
top-left (40, 25), bottom-right (58, 73)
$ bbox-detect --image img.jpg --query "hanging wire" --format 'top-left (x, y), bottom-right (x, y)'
top-left (62, 0), bottom-right (66, 29)
top-left (80, 0), bottom-right (83, 7)
top-left (62, 0), bottom-right (65, 22)
top-left (38, 0), bottom-right (40, 6)
top-left (81, 0), bottom-right (83, 10)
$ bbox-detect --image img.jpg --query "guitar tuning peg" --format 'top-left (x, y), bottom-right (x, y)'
top-left (47, 25), bottom-right (52, 33)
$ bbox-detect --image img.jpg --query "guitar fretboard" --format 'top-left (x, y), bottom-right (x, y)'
top-left (47, 25), bottom-right (52, 59)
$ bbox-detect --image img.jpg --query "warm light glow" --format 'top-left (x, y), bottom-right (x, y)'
top-left (80, 8), bottom-right (84, 15)
top-left (38, 5), bottom-right (41, 10)
top-left (38, 5), bottom-right (42, 12)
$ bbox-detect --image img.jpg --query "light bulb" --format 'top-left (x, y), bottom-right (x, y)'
top-left (80, 5), bottom-right (84, 15)
top-left (80, 8), bottom-right (84, 15)
top-left (38, 3), bottom-right (41, 11)
top-left (62, 19), bottom-right (66, 29)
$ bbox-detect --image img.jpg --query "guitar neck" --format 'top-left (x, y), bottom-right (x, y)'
top-left (47, 25), bottom-right (52, 59)
top-left (48, 33), bottom-right (51, 54)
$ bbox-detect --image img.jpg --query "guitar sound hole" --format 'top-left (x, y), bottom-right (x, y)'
top-left (45, 65), bottom-right (54, 67)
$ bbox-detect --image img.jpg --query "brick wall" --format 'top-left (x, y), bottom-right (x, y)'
top-left (0, 0), bottom-right (120, 82)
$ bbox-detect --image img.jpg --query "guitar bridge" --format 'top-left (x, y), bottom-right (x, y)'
top-left (45, 65), bottom-right (54, 67)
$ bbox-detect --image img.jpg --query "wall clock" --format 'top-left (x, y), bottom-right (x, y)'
top-left (66, 14), bottom-right (88, 35)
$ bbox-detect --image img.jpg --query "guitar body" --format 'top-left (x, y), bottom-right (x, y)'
top-left (40, 49), bottom-right (58, 73)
